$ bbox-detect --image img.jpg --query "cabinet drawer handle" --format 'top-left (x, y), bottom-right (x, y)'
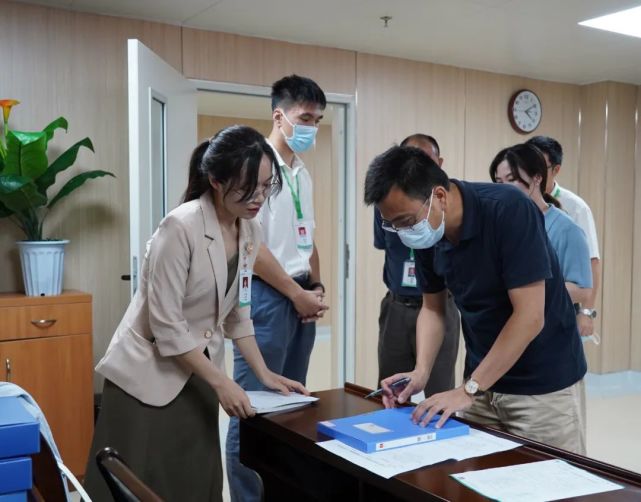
top-left (5, 358), bottom-right (11, 382)
top-left (31, 319), bottom-right (57, 328)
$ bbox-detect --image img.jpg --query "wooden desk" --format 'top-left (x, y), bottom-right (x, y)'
top-left (240, 384), bottom-right (641, 501)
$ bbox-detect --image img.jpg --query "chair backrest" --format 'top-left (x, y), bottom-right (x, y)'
top-left (95, 448), bottom-right (163, 502)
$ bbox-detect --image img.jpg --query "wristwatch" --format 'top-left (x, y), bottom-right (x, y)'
top-left (578, 308), bottom-right (597, 319)
top-left (309, 281), bottom-right (325, 294)
top-left (464, 378), bottom-right (484, 397)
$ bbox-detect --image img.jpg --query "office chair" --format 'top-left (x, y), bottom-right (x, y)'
top-left (95, 447), bottom-right (163, 502)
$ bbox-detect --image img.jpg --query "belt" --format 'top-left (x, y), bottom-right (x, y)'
top-left (389, 292), bottom-right (422, 308)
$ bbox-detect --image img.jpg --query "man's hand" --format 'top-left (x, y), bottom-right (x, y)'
top-left (577, 313), bottom-right (594, 338)
top-left (291, 288), bottom-right (329, 321)
top-left (380, 370), bottom-right (427, 408)
top-left (411, 386), bottom-right (474, 428)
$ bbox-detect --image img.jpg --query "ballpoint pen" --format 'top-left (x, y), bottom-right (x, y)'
top-left (364, 377), bottom-right (411, 399)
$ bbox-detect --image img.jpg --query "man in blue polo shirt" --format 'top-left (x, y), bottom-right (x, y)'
top-left (374, 133), bottom-right (459, 396)
top-left (364, 145), bottom-right (587, 454)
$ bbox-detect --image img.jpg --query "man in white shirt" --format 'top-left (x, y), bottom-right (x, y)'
top-left (226, 74), bottom-right (328, 502)
top-left (527, 136), bottom-right (600, 341)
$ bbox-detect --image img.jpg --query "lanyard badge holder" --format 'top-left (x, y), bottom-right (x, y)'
top-left (282, 166), bottom-right (313, 250)
top-left (401, 248), bottom-right (417, 288)
top-left (239, 242), bottom-right (253, 307)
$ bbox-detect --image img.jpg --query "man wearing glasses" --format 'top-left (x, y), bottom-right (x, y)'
top-left (374, 133), bottom-right (459, 400)
top-left (364, 145), bottom-right (587, 454)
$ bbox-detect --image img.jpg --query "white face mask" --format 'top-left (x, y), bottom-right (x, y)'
top-left (397, 192), bottom-right (445, 249)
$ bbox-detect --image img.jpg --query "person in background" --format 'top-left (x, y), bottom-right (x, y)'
top-left (526, 136), bottom-right (600, 337)
top-left (83, 126), bottom-right (308, 502)
top-left (374, 133), bottom-right (459, 397)
top-left (490, 143), bottom-right (592, 308)
top-left (365, 145), bottom-right (587, 454)
top-left (226, 75), bottom-right (328, 502)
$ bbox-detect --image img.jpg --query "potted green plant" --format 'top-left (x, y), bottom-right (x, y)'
top-left (0, 99), bottom-right (115, 296)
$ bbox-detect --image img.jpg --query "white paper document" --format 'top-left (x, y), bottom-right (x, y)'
top-left (247, 391), bottom-right (318, 414)
top-left (451, 459), bottom-right (623, 502)
top-left (316, 428), bottom-right (521, 479)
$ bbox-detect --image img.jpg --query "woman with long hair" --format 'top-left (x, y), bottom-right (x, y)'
top-left (84, 125), bottom-right (308, 501)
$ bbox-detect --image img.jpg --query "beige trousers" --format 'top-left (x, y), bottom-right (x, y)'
top-left (461, 379), bottom-right (586, 455)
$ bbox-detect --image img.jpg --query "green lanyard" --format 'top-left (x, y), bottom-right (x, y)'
top-left (552, 185), bottom-right (561, 198)
top-left (281, 166), bottom-right (304, 220)
top-left (409, 248), bottom-right (415, 261)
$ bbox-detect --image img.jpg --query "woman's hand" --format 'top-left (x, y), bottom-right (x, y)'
top-left (260, 371), bottom-right (310, 396)
top-left (214, 378), bottom-right (255, 419)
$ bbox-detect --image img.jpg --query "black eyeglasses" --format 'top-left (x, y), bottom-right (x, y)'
top-left (380, 196), bottom-right (430, 233)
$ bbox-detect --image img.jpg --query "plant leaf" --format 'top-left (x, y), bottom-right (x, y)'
top-left (47, 170), bottom-right (115, 209)
top-left (4, 130), bottom-right (48, 179)
top-left (42, 117), bottom-right (68, 144)
top-left (36, 137), bottom-right (95, 195)
top-left (0, 174), bottom-right (47, 213)
top-left (0, 199), bottom-right (11, 218)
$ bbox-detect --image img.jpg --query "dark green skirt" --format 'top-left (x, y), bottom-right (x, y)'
top-left (83, 376), bottom-right (222, 502)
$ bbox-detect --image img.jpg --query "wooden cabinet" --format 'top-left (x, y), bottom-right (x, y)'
top-left (0, 291), bottom-right (93, 477)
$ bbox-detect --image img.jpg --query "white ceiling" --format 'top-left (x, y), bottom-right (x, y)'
top-left (17, 0), bottom-right (641, 85)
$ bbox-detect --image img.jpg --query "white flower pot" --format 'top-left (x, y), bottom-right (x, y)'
top-left (17, 240), bottom-right (69, 296)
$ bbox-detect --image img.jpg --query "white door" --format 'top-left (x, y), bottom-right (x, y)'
top-left (127, 39), bottom-right (197, 295)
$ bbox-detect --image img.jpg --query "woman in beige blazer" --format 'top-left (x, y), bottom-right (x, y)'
top-left (84, 126), bottom-right (308, 502)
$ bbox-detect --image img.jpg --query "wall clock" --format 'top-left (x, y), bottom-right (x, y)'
top-left (508, 89), bottom-right (542, 134)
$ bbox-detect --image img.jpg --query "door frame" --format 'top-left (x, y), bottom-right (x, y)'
top-left (191, 79), bottom-right (356, 385)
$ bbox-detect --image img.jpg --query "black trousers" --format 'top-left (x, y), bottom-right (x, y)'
top-left (377, 291), bottom-right (460, 396)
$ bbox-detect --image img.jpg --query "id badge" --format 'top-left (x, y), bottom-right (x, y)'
top-left (239, 269), bottom-right (252, 307)
top-left (294, 220), bottom-right (313, 250)
top-left (401, 260), bottom-right (417, 287)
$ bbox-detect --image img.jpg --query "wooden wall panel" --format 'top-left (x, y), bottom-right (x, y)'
top-left (578, 84), bottom-right (608, 371)
top-left (632, 86), bottom-right (641, 371)
top-left (182, 28), bottom-right (356, 96)
top-left (600, 83), bottom-right (637, 371)
top-left (0, 1), bottom-right (182, 386)
top-left (354, 53), bottom-right (466, 388)
top-left (463, 70), bottom-right (581, 188)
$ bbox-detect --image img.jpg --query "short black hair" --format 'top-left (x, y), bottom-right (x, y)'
top-left (526, 136), bottom-right (563, 166)
top-left (364, 146), bottom-right (450, 206)
top-left (271, 74), bottom-right (326, 111)
top-left (400, 133), bottom-right (440, 157)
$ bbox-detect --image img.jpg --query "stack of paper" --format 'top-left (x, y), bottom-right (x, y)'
top-left (451, 459), bottom-right (623, 501)
top-left (317, 429), bottom-right (521, 479)
top-left (247, 391), bottom-right (318, 414)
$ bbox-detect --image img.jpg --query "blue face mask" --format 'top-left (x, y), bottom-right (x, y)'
top-left (280, 111), bottom-right (318, 153)
top-left (397, 192), bottom-right (445, 249)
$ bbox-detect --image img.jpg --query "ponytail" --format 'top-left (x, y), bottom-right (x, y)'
top-left (543, 192), bottom-right (561, 209)
top-left (182, 140), bottom-right (211, 203)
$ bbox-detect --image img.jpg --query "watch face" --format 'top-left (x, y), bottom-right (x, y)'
top-left (465, 379), bottom-right (479, 395)
top-left (509, 90), bottom-right (542, 134)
